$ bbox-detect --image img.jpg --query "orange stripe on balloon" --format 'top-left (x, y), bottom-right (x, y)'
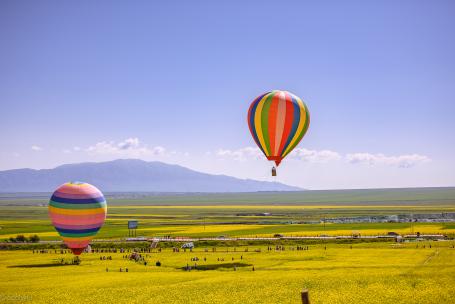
top-left (49, 205), bottom-right (106, 216)
top-left (267, 92), bottom-right (279, 156)
top-left (274, 91), bottom-right (287, 155)
top-left (62, 236), bottom-right (93, 242)
top-left (277, 93), bottom-right (295, 155)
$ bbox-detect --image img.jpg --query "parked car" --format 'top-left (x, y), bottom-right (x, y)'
top-left (181, 242), bottom-right (194, 249)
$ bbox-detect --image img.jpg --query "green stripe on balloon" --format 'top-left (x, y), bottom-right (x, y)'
top-left (49, 200), bottom-right (106, 210)
top-left (261, 93), bottom-right (274, 155)
top-left (59, 231), bottom-right (98, 237)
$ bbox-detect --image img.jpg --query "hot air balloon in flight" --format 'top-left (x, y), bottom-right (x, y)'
top-left (247, 90), bottom-right (310, 176)
top-left (49, 182), bottom-right (107, 255)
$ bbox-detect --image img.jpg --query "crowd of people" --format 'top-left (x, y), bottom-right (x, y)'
top-left (266, 245), bottom-right (310, 251)
top-left (29, 244), bottom-right (389, 273)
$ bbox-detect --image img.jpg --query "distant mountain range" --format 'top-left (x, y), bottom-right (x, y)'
top-left (0, 159), bottom-right (301, 192)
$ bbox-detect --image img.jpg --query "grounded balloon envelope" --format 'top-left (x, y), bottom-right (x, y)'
top-left (248, 90), bottom-right (310, 167)
top-left (48, 182), bottom-right (107, 255)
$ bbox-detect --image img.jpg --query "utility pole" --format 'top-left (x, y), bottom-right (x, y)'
top-left (410, 213), bottom-right (414, 235)
top-left (323, 214), bottom-right (326, 233)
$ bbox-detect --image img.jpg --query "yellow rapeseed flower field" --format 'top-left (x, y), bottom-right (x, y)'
top-left (1, 242), bottom-right (454, 303)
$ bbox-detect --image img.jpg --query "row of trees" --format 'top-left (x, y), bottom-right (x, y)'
top-left (7, 234), bottom-right (40, 243)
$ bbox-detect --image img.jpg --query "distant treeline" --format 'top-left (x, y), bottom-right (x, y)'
top-left (6, 234), bottom-right (40, 243)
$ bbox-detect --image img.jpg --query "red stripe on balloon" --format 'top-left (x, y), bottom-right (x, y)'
top-left (49, 213), bottom-right (106, 225)
top-left (274, 93), bottom-right (287, 155)
top-left (65, 240), bottom-right (90, 251)
top-left (268, 92), bottom-right (279, 156)
top-left (277, 92), bottom-right (295, 156)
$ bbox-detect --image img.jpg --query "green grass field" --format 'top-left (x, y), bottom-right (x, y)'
top-left (1, 242), bottom-right (455, 303)
top-left (1, 188), bottom-right (455, 241)
top-left (2, 217), bottom-right (455, 241)
top-left (1, 204), bottom-right (455, 240)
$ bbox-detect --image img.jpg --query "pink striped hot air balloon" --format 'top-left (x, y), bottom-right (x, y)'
top-left (48, 182), bottom-right (107, 255)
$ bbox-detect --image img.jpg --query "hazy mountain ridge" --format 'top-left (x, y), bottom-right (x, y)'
top-left (0, 159), bottom-right (301, 192)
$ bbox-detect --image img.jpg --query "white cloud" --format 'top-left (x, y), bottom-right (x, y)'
top-left (214, 146), bottom-right (430, 168)
top-left (216, 147), bottom-right (263, 161)
top-left (215, 147), bottom-right (340, 163)
top-left (62, 146), bottom-right (82, 154)
top-left (289, 148), bottom-right (342, 163)
top-left (31, 145), bottom-right (43, 151)
top-left (117, 137), bottom-right (140, 150)
top-left (86, 138), bottom-right (166, 157)
top-left (346, 153), bottom-right (431, 168)
top-left (150, 146), bottom-right (166, 156)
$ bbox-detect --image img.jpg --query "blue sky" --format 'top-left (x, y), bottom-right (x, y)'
top-left (1, 1), bottom-right (454, 189)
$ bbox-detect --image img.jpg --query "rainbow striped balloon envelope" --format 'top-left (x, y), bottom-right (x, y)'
top-left (247, 90), bottom-right (310, 167)
top-left (49, 182), bottom-right (107, 255)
